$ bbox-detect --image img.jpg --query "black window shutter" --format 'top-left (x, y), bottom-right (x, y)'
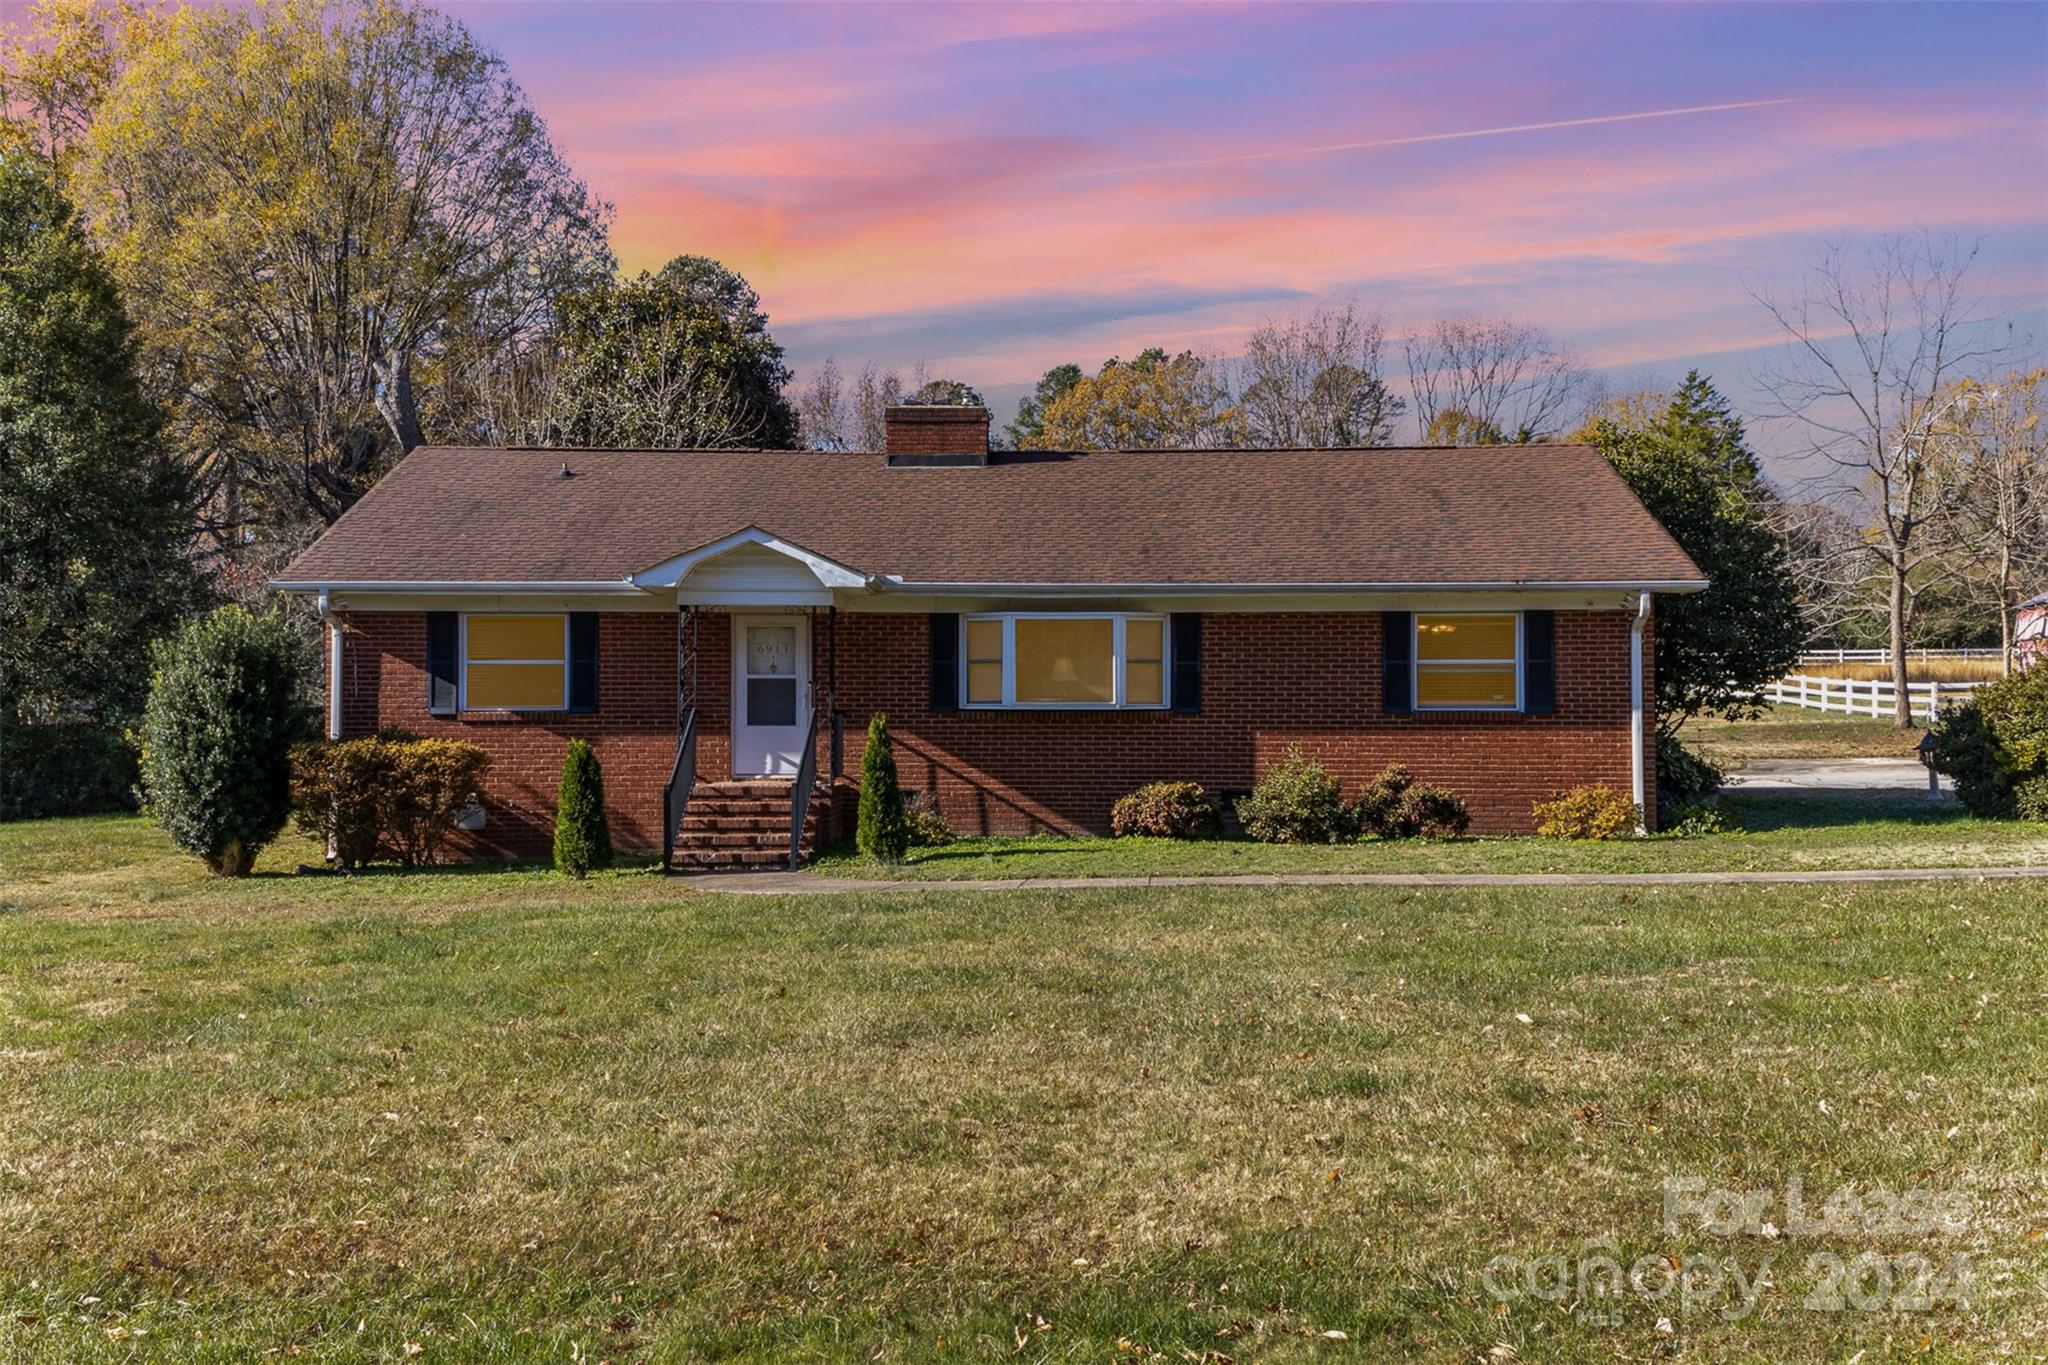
top-left (1169, 613), bottom-right (1202, 715)
top-left (929, 613), bottom-right (960, 713)
top-left (1523, 609), bottom-right (1556, 714)
top-left (1381, 611), bottom-right (1413, 715)
top-left (426, 612), bottom-right (459, 716)
top-left (568, 612), bottom-right (599, 713)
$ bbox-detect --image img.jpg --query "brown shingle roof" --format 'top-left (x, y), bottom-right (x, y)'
top-left (275, 444), bottom-right (1705, 589)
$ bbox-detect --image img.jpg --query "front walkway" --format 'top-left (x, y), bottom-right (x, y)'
top-left (683, 864), bottom-right (2048, 895)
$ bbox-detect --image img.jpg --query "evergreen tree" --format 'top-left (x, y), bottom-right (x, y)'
top-left (1590, 371), bottom-right (1805, 730)
top-left (0, 152), bottom-right (206, 814)
top-left (856, 712), bottom-right (908, 863)
top-left (552, 739), bottom-right (613, 878)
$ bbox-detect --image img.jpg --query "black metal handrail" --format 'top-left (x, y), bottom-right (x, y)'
top-left (661, 708), bottom-right (698, 874)
top-left (789, 703), bottom-right (822, 869)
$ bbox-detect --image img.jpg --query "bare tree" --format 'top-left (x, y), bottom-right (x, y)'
top-left (1236, 301), bottom-right (1403, 448)
top-left (1936, 367), bottom-right (2048, 671)
top-left (1403, 314), bottom-right (1594, 443)
top-left (852, 361), bottom-right (911, 450)
top-left (1753, 234), bottom-right (2006, 724)
top-left (1770, 497), bottom-right (1879, 645)
top-left (795, 358), bottom-right (853, 451)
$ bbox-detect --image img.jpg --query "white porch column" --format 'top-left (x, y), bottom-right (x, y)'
top-left (1630, 591), bottom-right (1650, 833)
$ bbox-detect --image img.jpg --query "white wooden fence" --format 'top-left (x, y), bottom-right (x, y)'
top-left (1755, 672), bottom-right (1979, 721)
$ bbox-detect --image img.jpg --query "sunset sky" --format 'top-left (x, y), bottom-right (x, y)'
top-left (462, 1), bottom-right (2048, 445)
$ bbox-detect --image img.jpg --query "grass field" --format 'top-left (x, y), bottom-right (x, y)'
top-left (1796, 659), bottom-right (2009, 684)
top-left (3, 816), bottom-right (2047, 1361)
top-left (1682, 703), bottom-right (1928, 763)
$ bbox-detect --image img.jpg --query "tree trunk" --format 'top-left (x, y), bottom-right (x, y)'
top-left (377, 349), bottom-right (424, 454)
top-left (1998, 542), bottom-right (2014, 676)
top-left (1888, 558), bottom-right (1911, 728)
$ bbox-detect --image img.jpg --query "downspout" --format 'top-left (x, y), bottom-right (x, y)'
top-left (320, 590), bottom-right (343, 741)
top-left (1630, 590), bottom-right (1650, 834)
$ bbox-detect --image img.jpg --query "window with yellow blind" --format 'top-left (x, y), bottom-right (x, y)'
top-left (463, 614), bottom-right (568, 710)
top-left (1414, 612), bottom-right (1521, 710)
top-left (963, 614), bottom-right (1168, 709)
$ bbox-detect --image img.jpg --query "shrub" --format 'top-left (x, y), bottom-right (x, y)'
top-left (0, 722), bottom-right (138, 820)
top-left (1656, 732), bottom-right (1724, 824)
top-left (1235, 747), bottom-right (1349, 844)
top-left (857, 712), bottom-right (908, 862)
top-left (903, 791), bottom-right (955, 848)
top-left (1351, 764), bottom-right (1414, 839)
top-left (1533, 784), bottom-right (1640, 840)
top-left (289, 738), bottom-right (388, 869)
top-left (1665, 797), bottom-right (1741, 838)
top-left (1110, 781), bottom-right (1221, 839)
top-left (1400, 783), bottom-right (1471, 839)
top-left (1349, 765), bottom-right (1469, 839)
top-left (554, 740), bottom-right (613, 877)
top-left (290, 732), bottom-right (492, 869)
top-left (1930, 664), bottom-right (2048, 820)
top-left (138, 607), bottom-right (310, 876)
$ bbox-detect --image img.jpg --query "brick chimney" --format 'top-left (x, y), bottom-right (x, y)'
top-left (884, 404), bottom-right (990, 466)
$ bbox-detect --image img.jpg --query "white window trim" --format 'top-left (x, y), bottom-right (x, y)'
top-left (1413, 610), bottom-right (1524, 713)
top-left (962, 612), bottom-right (1169, 710)
top-left (459, 612), bottom-right (570, 713)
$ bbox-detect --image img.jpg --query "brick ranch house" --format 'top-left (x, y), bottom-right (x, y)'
top-left (275, 404), bottom-right (1705, 867)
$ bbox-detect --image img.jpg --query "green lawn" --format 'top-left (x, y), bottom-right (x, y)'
top-left (811, 792), bottom-right (2048, 880)
top-left (1, 816), bottom-right (2044, 1360)
top-left (1685, 702), bottom-right (1928, 763)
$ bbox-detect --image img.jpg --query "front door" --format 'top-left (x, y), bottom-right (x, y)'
top-left (731, 614), bottom-right (810, 777)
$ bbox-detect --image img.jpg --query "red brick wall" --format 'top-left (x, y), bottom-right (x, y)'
top-left (329, 607), bottom-right (1655, 858)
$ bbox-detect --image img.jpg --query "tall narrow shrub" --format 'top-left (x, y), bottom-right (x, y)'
top-left (137, 606), bottom-right (311, 876)
top-left (554, 740), bottom-right (613, 877)
top-left (857, 712), bottom-right (908, 863)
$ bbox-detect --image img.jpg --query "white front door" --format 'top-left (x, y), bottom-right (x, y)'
top-left (731, 614), bottom-right (810, 778)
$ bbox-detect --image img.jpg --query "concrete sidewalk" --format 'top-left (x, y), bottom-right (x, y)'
top-left (680, 863), bottom-right (2047, 895)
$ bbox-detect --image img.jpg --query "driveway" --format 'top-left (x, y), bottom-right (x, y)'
top-left (1724, 757), bottom-right (1950, 797)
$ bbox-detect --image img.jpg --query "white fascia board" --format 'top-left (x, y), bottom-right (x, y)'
top-left (876, 577), bottom-right (1709, 595)
top-left (630, 528), bottom-right (871, 591)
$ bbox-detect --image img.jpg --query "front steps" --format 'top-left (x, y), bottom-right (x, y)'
top-left (671, 780), bottom-right (832, 870)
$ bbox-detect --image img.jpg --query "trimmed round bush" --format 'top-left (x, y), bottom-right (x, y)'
top-left (1235, 747), bottom-right (1349, 844)
top-left (857, 712), bottom-right (908, 863)
top-left (554, 739), bottom-right (613, 877)
top-left (1110, 781), bottom-right (1221, 839)
top-left (1930, 664), bottom-right (2048, 820)
top-left (1533, 784), bottom-right (1640, 840)
top-left (1401, 783), bottom-right (1471, 839)
top-left (138, 606), bottom-right (311, 875)
top-left (1352, 764), bottom-right (1413, 839)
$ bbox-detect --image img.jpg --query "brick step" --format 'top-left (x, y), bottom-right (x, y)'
top-left (681, 814), bottom-right (823, 834)
top-left (694, 781), bottom-right (804, 799)
top-left (675, 846), bottom-right (806, 869)
top-left (679, 831), bottom-right (811, 850)
top-left (685, 799), bottom-right (807, 818)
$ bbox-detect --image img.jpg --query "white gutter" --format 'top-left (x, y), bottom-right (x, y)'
top-left (879, 577), bottom-right (1709, 595)
top-left (1631, 590), bottom-right (1651, 834)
